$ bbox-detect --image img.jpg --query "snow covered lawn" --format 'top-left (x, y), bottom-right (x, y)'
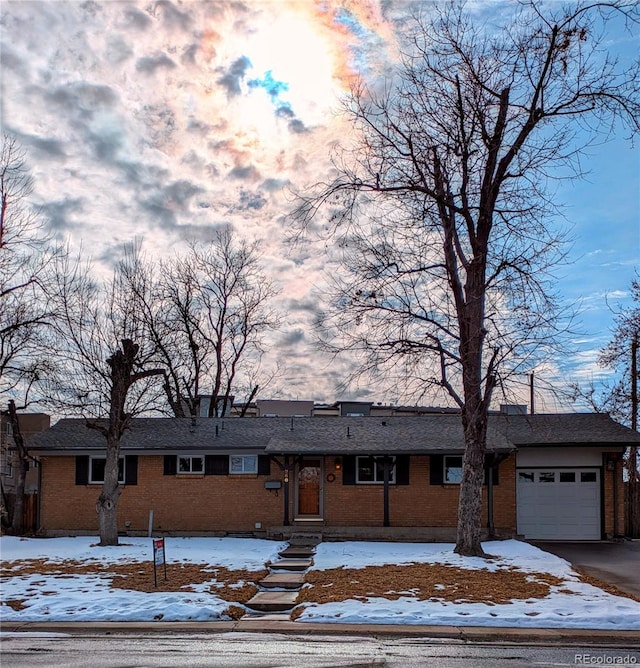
top-left (295, 540), bottom-right (640, 630)
top-left (1, 536), bottom-right (285, 623)
top-left (1, 536), bottom-right (639, 629)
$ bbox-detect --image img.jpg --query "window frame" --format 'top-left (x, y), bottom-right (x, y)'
top-left (177, 455), bottom-right (205, 474)
top-left (89, 456), bottom-right (125, 484)
top-left (229, 454), bottom-right (258, 475)
top-left (355, 456), bottom-right (396, 485)
top-left (443, 455), bottom-right (463, 484)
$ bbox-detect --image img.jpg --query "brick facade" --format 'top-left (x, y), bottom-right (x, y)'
top-left (39, 454), bottom-right (517, 535)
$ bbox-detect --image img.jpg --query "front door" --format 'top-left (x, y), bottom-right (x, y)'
top-left (296, 458), bottom-right (322, 517)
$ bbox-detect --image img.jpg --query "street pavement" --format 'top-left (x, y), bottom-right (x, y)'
top-left (2, 631), bottom-right (640, 668)
top-left (2, 620), bottom-right (639, 646)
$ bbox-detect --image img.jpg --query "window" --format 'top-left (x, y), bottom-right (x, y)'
top-left (90, 457), bottom-right (124, 484)
top-left (560, 472), bottom-right (576, 483)
top-left (581, 471), bottom-right (597, 483)
top-left (230, 455), bottom-right (258, 474)
top-left (539, 472), bottom-right (555, 483)
top-left (178, 456), bottom-right (204, 474)
top-left (444, 456), bottom-right (463, 484)
top-left (518, 471), bottom-right (534, 483)
top-left (356, 456), bottom-right (396, 484)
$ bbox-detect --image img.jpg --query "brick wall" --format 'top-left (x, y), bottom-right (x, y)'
top-left (602, 460), bottom-right (626, 537)
top-left (39, 453), bottom-right (517, 534)
top-left (323, 456), bottom-right (516, 531)
top-left (39, 456), bottom-right (283, 533)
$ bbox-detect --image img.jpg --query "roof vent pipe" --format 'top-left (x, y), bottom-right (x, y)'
top-left (215, 424), bottom-right (219, 437)
top-left (347, 426), bottom-right (351, 439)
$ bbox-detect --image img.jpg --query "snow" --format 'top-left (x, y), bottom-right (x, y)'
top-left (1, 536), bottom-right (639, 629)
top-left (0, 536), bottom-right (286, 623)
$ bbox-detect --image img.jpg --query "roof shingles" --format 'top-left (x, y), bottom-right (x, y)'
top-left (28, 413), bottom-right (640, 456)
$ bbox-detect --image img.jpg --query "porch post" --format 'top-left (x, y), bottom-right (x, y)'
top-left (283, 455), bottom-right (290, 526)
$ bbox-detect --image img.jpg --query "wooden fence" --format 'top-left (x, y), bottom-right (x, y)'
top-left (624, 481), bottom-right (640, 538)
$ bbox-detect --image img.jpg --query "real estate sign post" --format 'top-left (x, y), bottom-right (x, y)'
top-left (153, 537), bottom-right (167, 587)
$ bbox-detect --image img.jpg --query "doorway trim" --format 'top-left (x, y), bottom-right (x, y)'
top-left (294, 457), bottom-right (324, 519)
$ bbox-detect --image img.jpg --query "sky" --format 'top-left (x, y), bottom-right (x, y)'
top-left (1, 0), bottom-right (638, 409)
top-left (1, 536), bottom-right (640, 628)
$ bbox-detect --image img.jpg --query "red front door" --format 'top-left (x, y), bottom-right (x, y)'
top-left (297, 458), bottom-right (321, 516)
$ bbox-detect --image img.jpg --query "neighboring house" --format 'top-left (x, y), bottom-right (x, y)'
top-left (0, 412), bottom-right (51, 530)
top-left (28, 413), bottom-right (639, 541)
top-left (231, 399), bottom-right (463, 418)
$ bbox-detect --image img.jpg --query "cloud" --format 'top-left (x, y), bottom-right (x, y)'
top-left (217, 56), bottom-right (252, 96)
top-left (288, 119), bottom-right (308, 134)
top-left (47, 83), bottom-right (119, 115)
top-left (39, 198), bottom-right (85, 233)
top-left (261, 178), bottom-right (289, 192)
top-left (153, 1), bottom-right (192, 31)
top-left (278, 329), bottom-right (306, 346)
top-left (121, 7), bottom-right (152, 30)
top-left (135, 54), bottom-right (177, 74)
top-left (229, 189), bottom-right (267, 212)
top-left (228, 165), bottom-right (260, 181)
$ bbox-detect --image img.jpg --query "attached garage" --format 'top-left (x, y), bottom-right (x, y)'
top-left (516, 468), bottom-right (601, 540)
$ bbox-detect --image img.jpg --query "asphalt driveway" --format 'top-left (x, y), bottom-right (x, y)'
top-left (531, 540), bottom-right (640, 598)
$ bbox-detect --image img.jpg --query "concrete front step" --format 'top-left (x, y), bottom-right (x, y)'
top-left (288, 532), bottom-right (323, 546)
top-left (269, 558), bottom-right (312, 571)
top-left (259, 572), bottom-right (306, 590)
top-left (278, 546), bottom-right (315, 559)
top-left (245, 590), bottom-right (298, 612)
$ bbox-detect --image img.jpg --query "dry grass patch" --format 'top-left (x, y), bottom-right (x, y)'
top-left (1, 559), bottom-right (266, 603)
top-left (4, 599), bottom-right (27, 611)
top-left (296, 563), bottom-right (565, 607)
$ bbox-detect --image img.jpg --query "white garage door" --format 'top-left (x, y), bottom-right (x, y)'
top-left (516, 469), bottom-right (601, 540)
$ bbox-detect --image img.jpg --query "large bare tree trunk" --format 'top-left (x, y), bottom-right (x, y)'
top-left (96, 434), bottom-right (122, 546)
top-left (7, 400), bottom-right (27, 535)
top-left (456, 414), bottom-right (487, 556)
top-left (94, 339), bottom-right (163, 546)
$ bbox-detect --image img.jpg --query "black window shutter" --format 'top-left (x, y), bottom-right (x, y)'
top-left (257, 455), bottom-right (271, 475)
top-left (75, 456), bottom-right (89, 485)
top-left (125, 456), bottom-right (138, 485)
top-left (163, 455), bottom-right (177, 475)
top-left (205, 455), bottom-right (229, 475)
top-left (342, 455), bottom-right (356, 485)
top-left (395, 455), bottom-right (410, 485)
top-left (430, 455), bottom-right (444, 485)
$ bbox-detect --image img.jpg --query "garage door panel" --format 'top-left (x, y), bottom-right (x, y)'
top-left (517, 468), bottom-right (601, 540)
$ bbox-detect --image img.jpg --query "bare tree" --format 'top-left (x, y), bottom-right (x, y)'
top-left (574, 277), bottom-right (640, 535)
top-left (0, 134), bottom-right (57, 399)
top-left (45, 255), bottom-right (164, 545)
top-left (293, 2), bottom-right (640, 555)
top-left (0, 135), bottom-right (61, 534)
top-left (121, 229), bottom-right (281, 419)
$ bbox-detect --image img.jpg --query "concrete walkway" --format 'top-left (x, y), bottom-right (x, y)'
top-left (243, 532), bottom-right (320, 617)
top-left (532, 540), bottom-right (640, 598)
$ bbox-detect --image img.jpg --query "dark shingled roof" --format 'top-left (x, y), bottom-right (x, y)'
top-left (499, 413), bottom-right (640, 446)
top-left (28, 413), bottom-right (639, 456)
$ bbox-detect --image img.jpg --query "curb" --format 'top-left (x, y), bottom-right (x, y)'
top-left (2, 621), bottom-right (639, 646)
